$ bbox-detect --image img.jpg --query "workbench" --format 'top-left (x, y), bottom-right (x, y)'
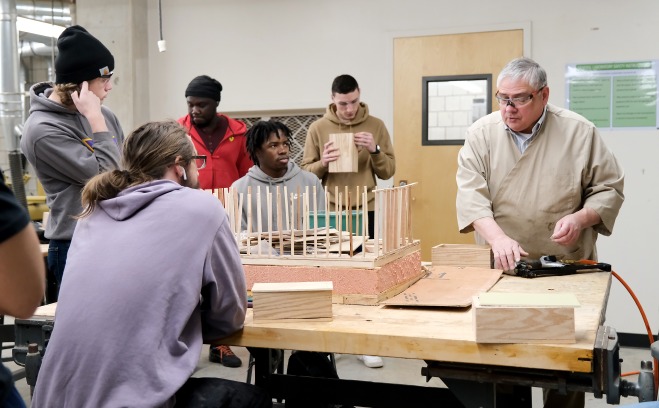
top-left (14, 272), bottom-right (646, 406)
top-left (221, 272), bottom-right (645, 407)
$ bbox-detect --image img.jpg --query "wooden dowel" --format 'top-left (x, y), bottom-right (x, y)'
top-left (283, 186), bottom-right (289, 232)
top-left (325, 190), bottom-right (330, 258)
top-left (313, 186), bottom-right (318, 257)
top-left (337, 191), bottom-right (342, 257)
top-left (237, 190), bottom-right (243, 236)
top-left (246, 186), bottom-right (252, 256)
top-left (374, 187), bottom-right (379, 257)
top-left (290, 191), bottom-right (295, 255)
top-left (400, 185), bottom-right (407, 246)
top-left (382, 189), bottom-right (387, 253)
top-left (396, 187), bottom-right (402, 249)
top-left (355, 185), bottom-right (360, 239)
top-left (348, 192), bottom-right (353, 257)
top-left (257, 186), bottom-right (262, 256)
top-left (303, 186), bottom-right (309, 256)
top-left (390, 187), bottom-right (394, 250)
top-left (276, 186), bottom-right (283, 256)
top-left (297, 186), bottom-right (301, 231)
top-left (407, 185), bottom-right (413, 244)
top-left (362, 187), bottom-right (367, 258)
top-left (267, 188), bottom-right (273, 257)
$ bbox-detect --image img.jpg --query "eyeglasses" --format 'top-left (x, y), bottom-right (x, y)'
top-left (495, 87), bottom-right (545, 108)
top-left (193, 155), bottom-right (206, 169)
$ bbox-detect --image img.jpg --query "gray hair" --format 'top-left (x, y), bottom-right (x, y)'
top-left (497, 57), bottom-right (547, 90)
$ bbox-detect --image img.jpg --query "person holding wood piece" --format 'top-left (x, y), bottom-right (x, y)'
top-left (178, 74), bottom-right (252, 368)
top-left (302, 74), bottom-right (396, 369)
top-left (456, 57), bottom-right (624, 408)
top-left (233, 120), bottom-right (326, 237)
top-left (302, 74), bottom-right (396, 241)
top-left (31, 121), bottom-right (270, 408)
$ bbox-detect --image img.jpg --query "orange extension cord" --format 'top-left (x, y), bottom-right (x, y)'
top-left (608, 268), bottom-right (658, 399)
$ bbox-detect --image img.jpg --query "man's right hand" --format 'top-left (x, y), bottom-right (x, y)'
top-left (472, 217), bottom-right (528, 271)
top-left (489, 235), bottom-right (528, 271)
top-left (321, 140), bottom-right (340, 167)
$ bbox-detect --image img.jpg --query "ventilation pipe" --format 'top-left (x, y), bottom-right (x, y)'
top-left (0, 0), bottom-right (27, 207)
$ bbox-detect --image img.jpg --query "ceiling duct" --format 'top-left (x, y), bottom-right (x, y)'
top-left (1, 0), bottom-right (27, 206)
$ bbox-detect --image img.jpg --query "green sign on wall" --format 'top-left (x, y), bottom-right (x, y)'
top-left (566, 61), bottom-right (658, 129)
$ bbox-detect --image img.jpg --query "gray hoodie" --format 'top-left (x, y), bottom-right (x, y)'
top-left (32, 180), bottom-right (247, 407)
top-left (20, 82), bottom-right (124, 240)
top-left (231, 162), bottom-right (326, 232)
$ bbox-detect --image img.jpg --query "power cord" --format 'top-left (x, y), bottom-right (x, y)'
top-left (610, 270), bottom-right (658, 400)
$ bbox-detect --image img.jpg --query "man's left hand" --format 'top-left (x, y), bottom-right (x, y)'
top-left (354, 132), bottom-right (376, 153)
top-left (551, 214), bottom-right (582, 247)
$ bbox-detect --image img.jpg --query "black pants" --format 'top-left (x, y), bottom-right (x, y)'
top-left (175, 377), bottom-right (272, 408)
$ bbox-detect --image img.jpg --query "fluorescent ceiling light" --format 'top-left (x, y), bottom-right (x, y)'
top-left (16, 17), bottom-right (65, 39)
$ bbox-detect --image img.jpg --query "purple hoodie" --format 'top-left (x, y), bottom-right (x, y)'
top-left (32, 180), bottom-right (247, 408)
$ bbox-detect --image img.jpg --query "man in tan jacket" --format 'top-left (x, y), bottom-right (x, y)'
top-left (302, 74), bottom-right (395, 240)
top-left (456, 57), bottom-right (624, 407)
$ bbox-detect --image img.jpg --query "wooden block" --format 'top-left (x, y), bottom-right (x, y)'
top-left (252, 281), bottom-right (333, 322)
top-left (473, 292), bottom-right (578, 343)
top-left (32, 302), bottom-right (57, 318)
top-left (328, 133), bottom-right (358, 173)
top-left (432, 244), bottom-right (492, 268)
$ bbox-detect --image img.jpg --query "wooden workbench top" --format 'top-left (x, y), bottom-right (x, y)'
top-left (223, 272), bottom-right (611, 373)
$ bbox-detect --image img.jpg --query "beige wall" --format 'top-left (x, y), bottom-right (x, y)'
top-left (77, 0), bottom-right (659, 336)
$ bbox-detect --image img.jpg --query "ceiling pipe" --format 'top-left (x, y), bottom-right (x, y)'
top-left (16, 0), bottom-right (72, 24)
top-left (0, 0), bottom-right (28, 206)
top-left (1, 0), bottom-right (22, 152)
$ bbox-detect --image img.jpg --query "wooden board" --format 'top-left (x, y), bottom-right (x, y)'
top-left (478, 292), bottom-right (580, 308)
top-left (252, 281), bottom-right (333, 322)
top-left (252, 281), bottom-right (333, 292)
top-left (328, 133), bottom-right (358, 173)
top-left (381, 265), bottom-right (502, 307)
top-left (431, 244), bottom-right (492, 268)
top-left (32, 302), bottom-right (57, 318)
top-left (473, 293), bottom-right (578, 344)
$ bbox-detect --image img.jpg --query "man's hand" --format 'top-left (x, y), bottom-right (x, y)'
top-left (71, 81), bottom-right (108, 133)
top-left (321, 140), bottom-right (340, 167)
top-left (490, 235), bottom-right (528, 271)
top-left (551, 214), bottom-right (583, 247)
top-left (551, 208), bottom-right (601, 248)
top-left (353, 131), bottom-right (376, 153)
top-left (472, 217), bottom-right (528, 271)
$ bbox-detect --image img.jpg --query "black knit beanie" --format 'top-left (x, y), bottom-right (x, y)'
top-left (185, 75), bottom-right (223, 102)
top-left (55, 25), bottom-right (114, 84)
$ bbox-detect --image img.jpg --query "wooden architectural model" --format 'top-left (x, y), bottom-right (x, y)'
top-left (207, 183), bottom-right (423, 305)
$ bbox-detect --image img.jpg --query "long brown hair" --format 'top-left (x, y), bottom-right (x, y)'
top-left (53, 83), bottom-right (81, 106)
top-left (79, 120), bottom-right (194, 217)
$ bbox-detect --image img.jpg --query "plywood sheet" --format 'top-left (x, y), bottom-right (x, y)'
top-left (381, 265), bottom-right (502, 307)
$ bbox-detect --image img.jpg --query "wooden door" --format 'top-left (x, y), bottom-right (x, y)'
top-left (394, 30), bottom-right (524, 261)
